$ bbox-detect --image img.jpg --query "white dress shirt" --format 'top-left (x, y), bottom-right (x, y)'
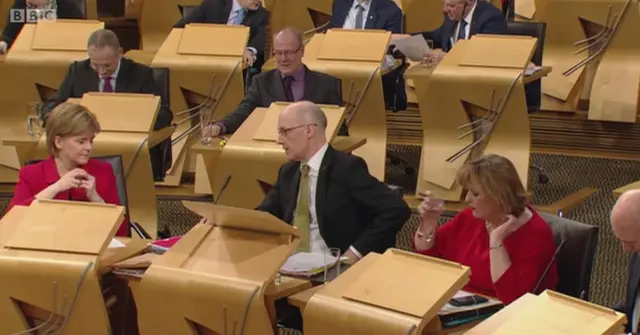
top-left (99, 58), bottom-right (121, 92)
top-left (301, 142), bottom-right (362, 258)
top-left (451, 1), bottom-right (477, 47)
top-left (227, 0), bottom-right (257, 56)
top-left (342, 0), bottom-right (372, 30)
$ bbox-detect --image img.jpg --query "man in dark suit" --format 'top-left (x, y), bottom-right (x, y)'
top-left (418, 0), bottom-right (506, 66)
top-left (174, 0), bottom-right (269, 71)
top-left (257, 101), bottom-right (410, 263)
top-left (47, 29), bottom-right (173, 181)
top-left (328, 0), bottom-right (402, 32)
top-left (204, 27), bottom-right (349, 137)
top-left (0, 0), bottom-right (85, 53)
top-left (611, 190), bottom-right (640, 334)
top-left (328, 0), bottom-right (407, 111)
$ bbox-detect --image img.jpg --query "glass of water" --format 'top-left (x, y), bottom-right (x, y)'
top-left (26, 102), bottom-right (43, 139)
top-left (199, 110), bottom-right (212, 145)
top-left (323, 247), bottom-right (342, 283)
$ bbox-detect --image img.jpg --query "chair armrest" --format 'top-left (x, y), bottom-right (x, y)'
top-left (130, 221), bottom-right (152, 240)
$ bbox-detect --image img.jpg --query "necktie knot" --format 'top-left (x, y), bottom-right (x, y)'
top-left (300, 164), bottom-right (309, 176)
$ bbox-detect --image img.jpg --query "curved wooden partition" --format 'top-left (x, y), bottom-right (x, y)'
top-left (0, 200), bottom-right (125, 335)
top-left (135, 202), bottom-right (298, 334)
top-left (301, 30), bottom-right (389, 180)
top-left (540, 0), bottom-right (640, 122)
top-left (303, 249), bottom-right (471, 335)
top-left (152, 25), bottom-right (247, 186)
top-left (415, 36), bottom-right (533, 202)
top-left (138, 0), bottom-right (202, 51)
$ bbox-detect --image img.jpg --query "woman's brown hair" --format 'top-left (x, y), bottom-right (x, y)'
top-left (45, 103), bottom-right (101, 156)
top-left (456, 154), bottom-right (527, 217)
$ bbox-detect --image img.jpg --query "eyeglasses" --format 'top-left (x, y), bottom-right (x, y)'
top-left (273, 46), bottom-right (302, 58)
top-left (277, 123), bottom-right (317, 136)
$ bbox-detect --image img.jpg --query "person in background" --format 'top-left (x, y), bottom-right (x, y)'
top-left (258, 101), bottom-right (410, 263)
top-left (417, 0), bottom-right (506, 66)
top-left (0, 0), bottom-right (85, 54)
top-left (174, 0), bottom-right (269, 71)
top-left (7, 102), bottom-right (129, 237)
top-left (414, 154), bottom-right (557, 304)
top-left (611, 190), bottom-right (640, 334)
top-left (203, 27), bottom-right (348, 137)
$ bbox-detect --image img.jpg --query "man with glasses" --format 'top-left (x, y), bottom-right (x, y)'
top-left (203, 27), bottom-right (348, 137)
top-left (257, 100), bottom-right (410, 264)
top-left (44, 29), bottom-right (173, 181)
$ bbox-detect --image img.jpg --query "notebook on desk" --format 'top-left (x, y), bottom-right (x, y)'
top-left (439, 291), bottom-right (504, 328)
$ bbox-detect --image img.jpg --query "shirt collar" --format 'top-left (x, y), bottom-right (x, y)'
top-left (352, 0), bottom-right (371, 11)
top-left (231, 0), bottom-right (242, 13)
top-left (304, 142), bottom-right (329, 172)
top-left (281, 65), bottom-right (306, 82)
top-left (463, 1), bottom-right (477, 24)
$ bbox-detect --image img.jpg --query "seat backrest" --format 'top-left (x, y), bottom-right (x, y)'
top-left (178, 5), bottom-right (199, 19)
top-left (25, 155), bottom-right (131, 233)
top-left (152, 67), bottom-right (170, 107)
top-left (150, 67), bottom-right (173, 181)
top-left (539, 212), bottom-right (599, 300)
top-left (67, 0), bottom-right (87, 18)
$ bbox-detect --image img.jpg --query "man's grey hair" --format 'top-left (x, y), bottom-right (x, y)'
top-left (87, 29), bottom-right (120, 50)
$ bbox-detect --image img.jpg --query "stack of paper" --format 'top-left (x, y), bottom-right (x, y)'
top-left (439, 290), bottom-right (504, 328)
top-left (280, 252), bottom-right (344, 277)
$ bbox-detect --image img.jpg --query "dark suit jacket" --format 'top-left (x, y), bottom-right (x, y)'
top-left (419, 0), bottom-right (507, 51)
top-left (7, 156), bottom-right (129, 237)
top-left (329, 0), bottom-right (402, 33)
top-left (219, 66), bottom-right (348, 135)
top-left (48, 57), bottom-right (173, 130)
top-left (1, 0), bottom-right (85, 48)
top-left (174, 0), bottom-right (269, 68)
top-left (615, 253), bottom-right (640, 333)
top-left (257, 146), bottom-right (411, 256)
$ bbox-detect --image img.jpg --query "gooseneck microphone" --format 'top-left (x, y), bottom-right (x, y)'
top-left (213, 175), bottom-right (232, 204)
top-left (533, 239), bottom-right (566, 294)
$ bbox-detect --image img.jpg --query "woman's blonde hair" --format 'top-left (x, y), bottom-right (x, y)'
top-left (456, 154), bottom-right (527, 217)
top-left (45, 103), bottom-right (101, 156)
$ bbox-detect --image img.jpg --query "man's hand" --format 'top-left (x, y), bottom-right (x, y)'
top-left (243, 49), bottom-right (256, 67)
top-left (0, 41), bottom-right (7, 54)
top-left (343, 249), bottom-right (359, 265)
top-left (422, 50), bottom-right (446, 67)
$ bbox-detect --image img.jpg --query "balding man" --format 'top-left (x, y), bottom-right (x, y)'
top-left (257, 101), bottom-right (410, 264)
top-left (204, 27), bottom-right (348, 137)
top-left (46, 29), bottom-right (173, 181)
top-left (612, 190), bottom-right (640, 334)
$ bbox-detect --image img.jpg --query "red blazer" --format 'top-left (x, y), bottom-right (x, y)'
top-left (414, 207), bottom-right (558, 304)
top-left (7, 156), bottom-right (129, 237)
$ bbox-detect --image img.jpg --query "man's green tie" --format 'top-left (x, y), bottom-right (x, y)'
top-left (293, 164), bottom-right (310, 252)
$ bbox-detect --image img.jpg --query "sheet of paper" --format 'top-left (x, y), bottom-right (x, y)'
top-left (525, 63), bottom-right (542, 76)
top-left (281, 252), bottom-right (340, 272)
top-left (392, 35), bottom-right (431, 62)
top-left (440, 290), bottom-right (501, 312)
top-left (108, 238), bottom-right (126, 249)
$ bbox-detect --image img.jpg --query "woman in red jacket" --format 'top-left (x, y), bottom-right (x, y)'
top-left (414, 154), bottom-right (558, 304)
top-left (7, 102), bottom-right (129, 236)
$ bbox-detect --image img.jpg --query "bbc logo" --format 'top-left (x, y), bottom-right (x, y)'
top-left (10, 9), bottom-right (57, 23)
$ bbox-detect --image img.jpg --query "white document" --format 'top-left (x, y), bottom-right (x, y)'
top-left (281, 252), bottom-right (340, 273)
top-left (392, 35), bottom-right (431, 62)
top-left (108, 238), bottom-right (126, 249)
top-left (525, 63), bottom-right (542, 76)
top-left (440, 290), bottom-right (500, 312)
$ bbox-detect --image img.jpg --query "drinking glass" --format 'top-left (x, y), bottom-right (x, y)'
top-left (199, 110), bottom-right (212, 145)
top-left (26, 102), bottom-right (43, 139)
top-left (323, 247), bottom-right (342, 283)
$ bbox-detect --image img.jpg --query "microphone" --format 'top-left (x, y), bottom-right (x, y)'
top-left (532, 239), bottom-right (565, 294)
top-left (213, 175), bottom-right (232, 204)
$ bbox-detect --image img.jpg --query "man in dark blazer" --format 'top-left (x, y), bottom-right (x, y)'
top-left (328, 0), bottom-right (402, 32)
top-left (205, 27), bottom-right (348, 137)
top-left (46, 29), bottom-right (173, 181)
top-left (418, 0), bottom-right (506, 65)
top-left (0, 0), bottom-right (85, 53)
top-left (328, 0), bottom-right (407, 111)
top-left (257, 101), bottom-right (410, 263)
top-left (174, 0), bottom-right (269, 71)
top-left (611, 190), bottom-right (640, 334)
